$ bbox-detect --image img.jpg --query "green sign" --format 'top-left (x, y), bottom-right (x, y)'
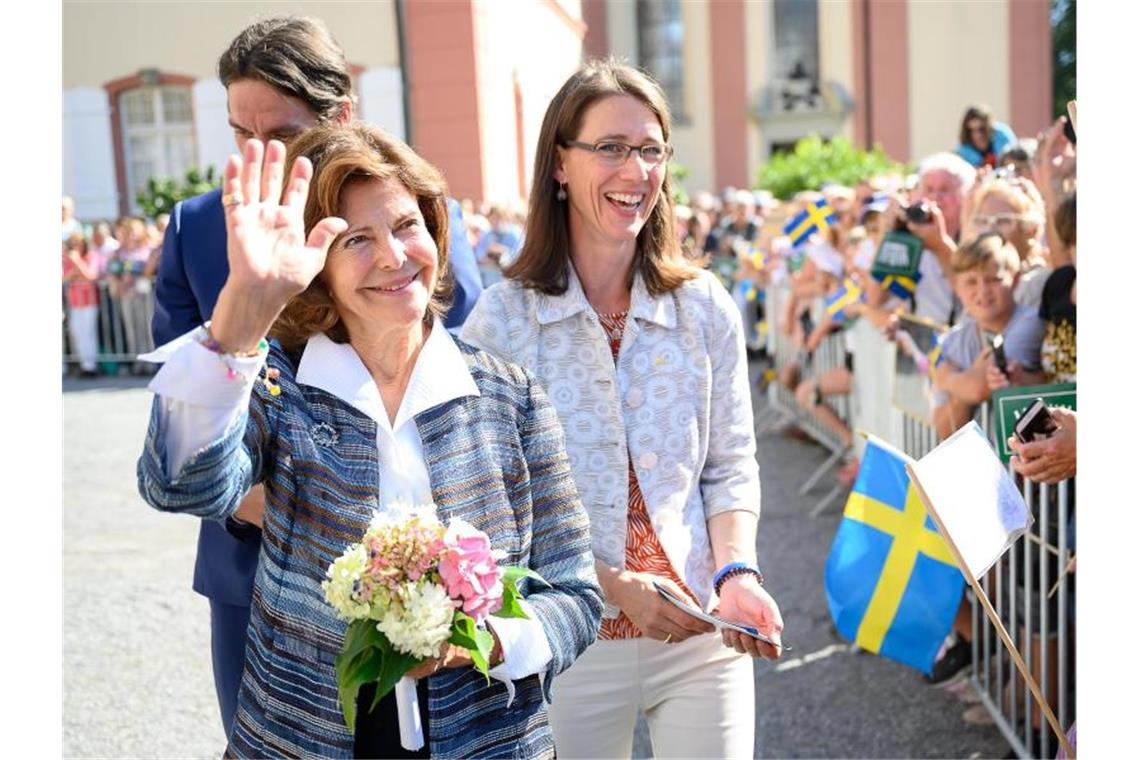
top-left (871, 230), bottom-right (923, 280)
top-left (991, 383), bottom-right (1077, 463)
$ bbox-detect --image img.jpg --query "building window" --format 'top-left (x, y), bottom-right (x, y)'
top-left (773, 0), bottom-right (821, 112)
top-left (119, 85), bottom-right (197, 214)
top-left (637, 0), bottom-right (686, 120)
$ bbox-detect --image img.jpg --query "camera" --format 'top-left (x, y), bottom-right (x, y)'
top-left (895, 201), bottom-right (932, 230)
top-left (993, 164), bottom-right (1018, 181)
top-left (905, 203), bottom-right (933, 225)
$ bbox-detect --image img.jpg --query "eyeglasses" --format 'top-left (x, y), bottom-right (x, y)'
top-left (562, 139), bottom-right (674, 167)
top-left (973, 213), bottom-right (1038, 230)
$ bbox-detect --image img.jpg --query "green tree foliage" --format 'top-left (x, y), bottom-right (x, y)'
top-left (756, 135), bottom-right (905, 201)
top-left (669, 162), bottom-right (691, 206)
top-left (135, 166), bottom-right (222, 219)
top-left (1052, 0), bottom-right (1076, 118)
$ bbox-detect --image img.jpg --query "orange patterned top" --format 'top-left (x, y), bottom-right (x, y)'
top-left (596, 310), bottom-right (700, 640)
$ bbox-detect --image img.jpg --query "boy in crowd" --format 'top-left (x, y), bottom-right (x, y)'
top-left (931, 232), bottom-right (1045, 440)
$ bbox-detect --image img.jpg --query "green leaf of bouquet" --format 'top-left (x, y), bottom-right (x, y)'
top-left (495, 589), bottom-right (528, 619)
top-left (335, 645), bottom-right (382, 732)
top-left (449, 610), bottom-right (480, 650)
top-left (494, 566), bottom-right (547, 620)
top-left (502, 565), bottom-right (549, 588)
top-left (340, 619), bottom-right (383, 666)
top-left (469, 626), bottom-right (495, 683)
top-left (369, 634), bottom-right (421, 712)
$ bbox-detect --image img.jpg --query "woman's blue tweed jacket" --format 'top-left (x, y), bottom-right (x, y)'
top-left (137, 338), bottom-right (604, 758)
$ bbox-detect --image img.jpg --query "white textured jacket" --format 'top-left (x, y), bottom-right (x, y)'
top-left (461, 266), bottom-right (761, 617)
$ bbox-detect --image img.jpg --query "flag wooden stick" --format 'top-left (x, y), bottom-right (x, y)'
top-left (905, 463), bottom-right (1074, 759)
top-left (1024, 531), bottom-right (1062, 558)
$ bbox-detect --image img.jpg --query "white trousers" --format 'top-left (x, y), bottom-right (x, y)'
top-left (67, 305), bottom-right (99, 371)
top-left (548, 633), bottom-right (755, 759)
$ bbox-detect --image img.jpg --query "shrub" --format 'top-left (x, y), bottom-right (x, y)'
top-left (136, 166), bottom-right (222, 219)
top-left (669, 162), bottom-right (691, 206)
top-left (756, 135), bottom-right (905, 200)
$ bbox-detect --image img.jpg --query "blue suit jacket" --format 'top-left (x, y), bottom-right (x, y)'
top-left (152, 188), bottom-right (484, 606)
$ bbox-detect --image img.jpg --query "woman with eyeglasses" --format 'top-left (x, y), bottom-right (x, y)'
top-left (461, 59), bottom-right (784, 758)
top-left (956, 105), bottom-right (1017, 169)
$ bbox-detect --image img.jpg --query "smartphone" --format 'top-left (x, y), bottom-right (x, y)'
top-left (1062, 115), bottom-right (1077, 146)
top-left (990, 333), bottom-right (1008, 376)
top-left (1014, 398), bottom-right (1059, 443)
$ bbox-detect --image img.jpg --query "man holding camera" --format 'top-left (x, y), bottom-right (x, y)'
top-left (899, 152), bottom-right (976, 327)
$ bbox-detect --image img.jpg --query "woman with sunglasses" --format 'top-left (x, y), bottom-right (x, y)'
top-left (462, 59), bottom-right (784, 759)
top-left (956, 105), bottom-right (1017, 169)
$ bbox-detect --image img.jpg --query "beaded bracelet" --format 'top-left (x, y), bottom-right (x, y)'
top-left (201, 325), bottom-right (267, 358)
top-left (196, 324), bottom-right (274, 391)
top-left (713, 561), bottom-right (764, 596)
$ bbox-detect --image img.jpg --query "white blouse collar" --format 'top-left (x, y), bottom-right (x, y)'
top-left (535, 261), bottom-right (677, 329)
top-left (294, 317), bottom-right (480, 433)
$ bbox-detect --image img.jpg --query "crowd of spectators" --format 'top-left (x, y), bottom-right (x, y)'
top-left (61, 200), bottom-right (167, 376)
top-left (662, 105), bottom-right (1076, 466)
top-left (670, 104), bottom-right (1076, 753)
top-left (458, 199), bottom-right (527, 288)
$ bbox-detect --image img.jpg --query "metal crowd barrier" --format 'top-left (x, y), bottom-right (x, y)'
top-left (756, 282), bottom-right (1075, 757)
top-left (756, 284), bottom-right (853, 516)
top-left (62, 279), bottom-right (157, 370)
top-left (970, 465), bottom-right (1074, 759)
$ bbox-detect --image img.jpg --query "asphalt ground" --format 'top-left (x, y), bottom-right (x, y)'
top-left (64, 374), bottom-right (1010, 758)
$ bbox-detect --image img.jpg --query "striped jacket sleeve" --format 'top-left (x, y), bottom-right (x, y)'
top-left (137, 367), bottom-right (279, 522)
top-left (515, 370), bottom-right (604, 699)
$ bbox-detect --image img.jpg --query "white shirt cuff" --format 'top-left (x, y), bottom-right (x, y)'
top-left (487, 599), bottom-right (553, 706)
top-left (143, 326), bottom-right (267, 477)
top-left (144, 325), bottom-right (267, 407)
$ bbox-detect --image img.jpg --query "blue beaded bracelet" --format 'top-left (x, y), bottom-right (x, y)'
top-left (713, 561), bottom-right (764, 595)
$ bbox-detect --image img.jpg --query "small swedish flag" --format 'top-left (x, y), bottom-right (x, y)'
top-left (875, 272), bottom-right (920, 300)
top-left (823, 278), bottom-right (863, 322)
top-left (783, 198), bottom-right (838, 247)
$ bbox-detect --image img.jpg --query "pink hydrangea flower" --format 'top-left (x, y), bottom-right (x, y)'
top-left (438, 518), bottom-right (505, 623)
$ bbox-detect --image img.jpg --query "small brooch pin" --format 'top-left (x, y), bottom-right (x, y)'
top-left (654, 355), bottom-right (667, 367)
top-left (262, 367), bottom-right (282, 397)
top-left (311, 422), bottom-right (339, 447)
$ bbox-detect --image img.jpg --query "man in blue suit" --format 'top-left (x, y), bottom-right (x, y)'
top-left (151, 16), bottom-right (482, 739)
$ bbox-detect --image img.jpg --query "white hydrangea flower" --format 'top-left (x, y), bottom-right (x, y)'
top-left (377, 579), bottom-right (456, 659)
top-left (366, 509), bottom-right (399, 534)
top-left (321, 543), bottom-right (371, 621)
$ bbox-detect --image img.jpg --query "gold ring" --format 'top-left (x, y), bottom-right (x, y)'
top-left (222, 191), bottom-right (244, 207)
top-left (664, 634), bottom-right (673, 644)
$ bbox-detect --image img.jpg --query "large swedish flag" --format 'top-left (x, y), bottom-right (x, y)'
top-left (824, 436), bottom-right (965, 674)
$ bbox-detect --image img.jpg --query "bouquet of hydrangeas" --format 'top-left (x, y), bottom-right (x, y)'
top-left (322, 508), bottom-right (542, 730)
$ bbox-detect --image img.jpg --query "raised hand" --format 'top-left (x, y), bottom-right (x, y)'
top-left (209, 139), bottom-right (348, 354)
top-left (223, 139), bottom-right (347, 302)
